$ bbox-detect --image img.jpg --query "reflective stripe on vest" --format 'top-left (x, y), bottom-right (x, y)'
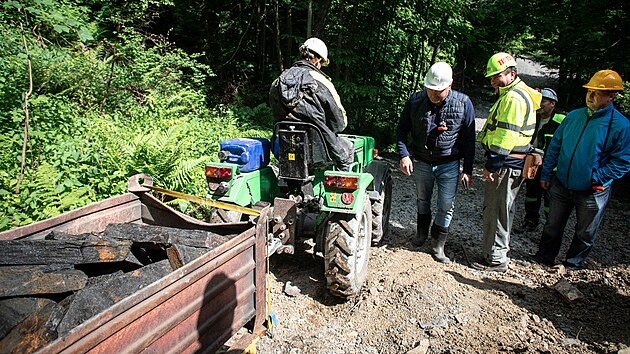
top-left (552, 113), bottom-right (566, 124)
top-left (485, 88), bottom-right (535, 133)
top-left (483, 87), bottom-right (535, 154)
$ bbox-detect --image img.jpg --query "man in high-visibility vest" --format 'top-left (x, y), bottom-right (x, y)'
top-left (535, 70), bottom-right (630, 270)
top-left (514, 88), bottom-right (566, 234)
top-left (473, 53), bottom-right (542, 272)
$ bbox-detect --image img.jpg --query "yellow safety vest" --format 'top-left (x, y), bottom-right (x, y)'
top-left (478, 78), bottom-right (542, 155)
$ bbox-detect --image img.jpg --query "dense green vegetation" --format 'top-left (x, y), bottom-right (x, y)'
top-left (1, 0), bottom-right (628, 231)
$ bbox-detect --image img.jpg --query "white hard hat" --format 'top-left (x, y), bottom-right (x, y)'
top-left (424, 62), bottom-right (453, 91)
top-left (300, 37), bottom-right (329, 62)
top-left (540, 88), bottom-right (558, 102)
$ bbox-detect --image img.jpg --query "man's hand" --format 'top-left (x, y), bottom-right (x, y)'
top-left (540, 181), bottom-right (550, 190)
top-left (400, 156), bottom-right (413, 176)
top-left (460, 173), bottom-right (472, 189)
top-left (483, 168), bottom-right (497, 183)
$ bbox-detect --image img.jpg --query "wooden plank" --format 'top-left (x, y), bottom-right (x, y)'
top-left (0, 264), bottom-right (87, 297)
top-left (0, 239), bottom-right (134, 266)
top-left (166, 244), bottom-right (209, 269)
top-left (45, 231), bottom-right (144, 267)
top-left (104, 223), bottom-right (230, 249)
top-left (0, 298), bottom-right (57, 353)
top-left (0, 298), bottom-right (56, 339)
top-left (46, 294), bottom-right (75, 336)
top-left (56, 259), bottom-right (173, 336)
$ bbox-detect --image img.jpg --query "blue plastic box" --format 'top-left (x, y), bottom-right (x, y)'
top-left (218, 138), bottom-right (271, 172)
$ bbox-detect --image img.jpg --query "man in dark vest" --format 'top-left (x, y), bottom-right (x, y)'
top-left (396, 62), bottom-right (476, 263)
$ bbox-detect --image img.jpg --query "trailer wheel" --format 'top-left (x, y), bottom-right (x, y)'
top-left (371, 175), bottom-right (392, 245)
top-left (324, 198), bottom-right (372, 298)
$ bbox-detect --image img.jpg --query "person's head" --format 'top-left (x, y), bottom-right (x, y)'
top-left (539, 88), bottom-right (558, 117)
top-left (582, 70), bottom-right (624, 112)
top-left (299, 37), bottom-right (330, 69)
top-left (424, 62), bottom-right (453, 105)
top-left (485, 52), bottom-right (518, 91)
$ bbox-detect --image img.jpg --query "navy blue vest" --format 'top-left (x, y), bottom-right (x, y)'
top-left (408, 90), bottom-right (468, 165)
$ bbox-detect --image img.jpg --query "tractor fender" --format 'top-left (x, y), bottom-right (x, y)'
top-left (364, 159), bottom-right (391, 201)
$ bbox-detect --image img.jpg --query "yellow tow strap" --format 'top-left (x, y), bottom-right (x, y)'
top-left (142, 184), bottom-right (260, 216)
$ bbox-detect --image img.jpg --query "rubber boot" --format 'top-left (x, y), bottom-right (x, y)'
top-left (412, 213), bottom-right (431, 247)
top-left (430, 224), bottom-right (451, 264)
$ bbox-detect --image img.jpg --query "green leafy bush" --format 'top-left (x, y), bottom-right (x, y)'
top-left (0, 1), bottom-right (267, 231)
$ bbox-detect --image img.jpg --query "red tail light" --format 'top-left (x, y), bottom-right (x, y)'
top-left (325, 175), bottom-right (359, 190)
top-left (205, 165), bottom-right (233, 180)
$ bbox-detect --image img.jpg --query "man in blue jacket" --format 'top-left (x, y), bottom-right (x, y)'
top-left (535, 70), bottom-right (630, 269)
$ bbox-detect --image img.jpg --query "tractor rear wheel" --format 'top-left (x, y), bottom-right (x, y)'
top-left (324, 198), bottom-right (372, 298)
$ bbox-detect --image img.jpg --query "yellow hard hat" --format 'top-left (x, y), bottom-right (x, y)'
top-left (583, 70), bottom-right (624, 91)
top-left (485, 52), bottom-right (517, 77)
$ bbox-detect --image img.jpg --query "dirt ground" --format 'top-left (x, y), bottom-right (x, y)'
top-left (255, 68), bottom-right (630, 353)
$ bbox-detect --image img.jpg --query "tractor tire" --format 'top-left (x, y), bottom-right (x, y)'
top-left (371, 175), bottom-right (392, 245)
top-left (324, 198), bottom-right (372, 298)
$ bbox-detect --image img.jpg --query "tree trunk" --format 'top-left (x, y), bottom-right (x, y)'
top-left (258, 0), bottom-right (268, 80)
top-left (414, 37), bottom-right (426, 92)
top-left (313, 0), bottom-right (333, 37)
top-left (286, 5), bottom-right (293, 68)
top-left (342, 1), bottom-right (359, 81)
top-left (273, 0), bottom-right (283, 72)
top-left (454, 45), bottom-right (468, 90)
top-left (430, 43), bottom-right (440, 66)
top-left (307, 0), bottom-right (312, 37)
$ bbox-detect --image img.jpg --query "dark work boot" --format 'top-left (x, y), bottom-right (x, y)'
top-left (430, 224), bottom-right (451, 264)
top-left (513, 219), bottom-right (537, 234)
top-left (412, 213), bottom-right (431, 247)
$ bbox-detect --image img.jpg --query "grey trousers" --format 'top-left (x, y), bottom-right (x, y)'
top-left (482, 168), bottom-right (524, 264)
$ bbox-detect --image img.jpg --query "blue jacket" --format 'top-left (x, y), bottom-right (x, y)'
top-left (541, 103), bottom-right (630, 191)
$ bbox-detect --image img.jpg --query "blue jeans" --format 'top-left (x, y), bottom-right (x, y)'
top-left (412, 160), bottom-right (460, 228)
top-left (536, 180), bottom-right (611, 268)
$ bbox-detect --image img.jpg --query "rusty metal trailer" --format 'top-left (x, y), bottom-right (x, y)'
top-left (0, 175), bottom-right (268, 354)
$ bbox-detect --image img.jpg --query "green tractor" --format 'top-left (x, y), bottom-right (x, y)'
top-left (204, 121), bottom-right (392, 298)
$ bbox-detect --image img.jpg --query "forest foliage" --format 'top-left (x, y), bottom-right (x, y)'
top-left (1, 0), bottom-right (628, 231)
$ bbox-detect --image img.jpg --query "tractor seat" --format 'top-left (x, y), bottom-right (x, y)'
top-left (274, 121), bottom-right (334, 180)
